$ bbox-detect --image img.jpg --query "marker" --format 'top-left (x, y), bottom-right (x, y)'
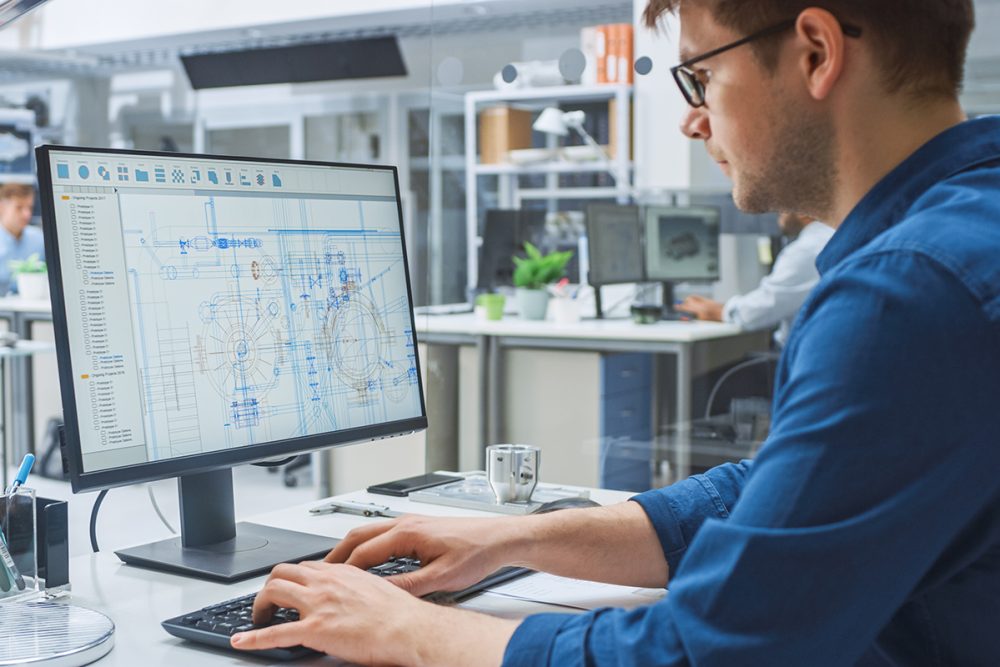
top-left (7, 453), bottom-right (34, 494)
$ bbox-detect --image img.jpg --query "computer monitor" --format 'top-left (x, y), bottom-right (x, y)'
top-left (643, 205), bottom-right (721, 314)
top-left (477, 208), bottom-right (546, 290)
top-left (584, 204), bottom-right (643, 318)
top-left (36, 146), bottom-right (427, 581)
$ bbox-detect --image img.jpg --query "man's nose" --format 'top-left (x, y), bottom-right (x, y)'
top-left (680, 105), bottom-right (710, 140)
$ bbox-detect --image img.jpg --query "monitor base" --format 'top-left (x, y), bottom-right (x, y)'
top-left (115, 522), bottom-right (335, 583)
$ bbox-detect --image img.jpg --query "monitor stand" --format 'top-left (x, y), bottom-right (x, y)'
top-left (660, 281), bottom-right (693, 321)
top-left (115, 468), bottom-right (335, 582)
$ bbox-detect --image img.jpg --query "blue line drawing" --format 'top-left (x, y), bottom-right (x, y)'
top-left (115, 190), bottom-right (420, 459)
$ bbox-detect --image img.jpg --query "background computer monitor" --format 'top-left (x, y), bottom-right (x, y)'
top-left (585, 203), bottom-right (644, 286)
top-left (477, 208), bottom-right (546, 290)
top-left (643, 205), bottom-right (721, 282)
top-left (37, 146), bottom-right (427, 581)
top-left (644, 205), bottom-right (721, 314)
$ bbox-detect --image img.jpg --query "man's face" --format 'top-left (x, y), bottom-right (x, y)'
top-left (0, 195), bottom-right (34, 237)
top-left (676, 5), bottom-right (836, 217)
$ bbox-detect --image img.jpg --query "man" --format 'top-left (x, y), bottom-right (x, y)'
top-left (677, 212), bottom-right (834, 346)
top-left (0, 183), bottom-right (43, 294)
top-left (233, 1), bottom-right (1000, 665)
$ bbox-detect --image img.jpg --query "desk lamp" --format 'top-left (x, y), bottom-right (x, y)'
top-left (532, 107), bottom-right (615, 179)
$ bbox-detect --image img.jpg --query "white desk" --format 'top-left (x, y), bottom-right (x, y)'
top-left (61, 486), bottom-right (640, 665)
top-left (0, 340), bottom-right (55, 488)
top-left (415, 314), bottom-right (768, 480)
top-left (0, 297), bottom-right (54, 461)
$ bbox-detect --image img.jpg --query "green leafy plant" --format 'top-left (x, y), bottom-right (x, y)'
top-left (512, 243), bottom-right (573, 290)
top-left (8, 253), bottom-right (46, 275)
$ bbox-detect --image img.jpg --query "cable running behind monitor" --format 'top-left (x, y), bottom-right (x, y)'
top-left (36, 146), bottom-right (427, 581)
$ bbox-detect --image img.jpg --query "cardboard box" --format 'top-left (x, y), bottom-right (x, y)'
top-left (479, 106), bottom-right (534, 164)
top-left (608, 99), bottom-right (634, 160)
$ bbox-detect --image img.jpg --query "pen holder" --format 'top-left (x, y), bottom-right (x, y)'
top-left (0, 486), bottom-right (38, 600)
top-left (0, 488), bottom-right (68, 601)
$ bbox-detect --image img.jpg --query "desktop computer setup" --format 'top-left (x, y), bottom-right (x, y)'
top-left (36, 146), bottom-right (518, 658)
top-left (585, 202), bottom-right (721, 319)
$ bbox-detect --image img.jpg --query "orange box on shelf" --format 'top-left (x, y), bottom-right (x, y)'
top-left (479, 106), bottom-right (534, 164)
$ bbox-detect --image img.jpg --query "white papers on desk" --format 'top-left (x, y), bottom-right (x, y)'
top-left (486, 572), bottom-right (666, 611)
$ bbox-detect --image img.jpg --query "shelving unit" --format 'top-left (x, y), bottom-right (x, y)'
top-left (464, 83), bottom-right (634, 291)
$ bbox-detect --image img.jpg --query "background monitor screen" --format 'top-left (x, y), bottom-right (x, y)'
top-left (643, 205), bottom-right (721, 282)
top-left (39, 147), bottom-right (426, 490)
top-left (585, 203), bottom-right (643, 286)
top-left (478, 208), bottom-right (546, 289)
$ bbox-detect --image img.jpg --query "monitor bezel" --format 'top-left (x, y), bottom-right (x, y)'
top-left (642, 204), bottom-right (722, 283)
top-left (584, 203), bottom-right (644, 287)
top-left (36, 145), bottom-right (428, 493)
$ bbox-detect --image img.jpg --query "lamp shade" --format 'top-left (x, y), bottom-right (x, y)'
top-left (532, 107), bottom-right (570, 136)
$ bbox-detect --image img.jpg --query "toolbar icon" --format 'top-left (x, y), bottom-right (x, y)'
top-left (78, 165), bottom-right (90, 179)
top-left (207, 169), bottom-right (219, 185)
top-left (56, 163), bottom-right (70, 179)
top-left (154, 167), bottom-right (166, 183)
top-left (97, 166), bottom-right (111, 181)
top-left (135, 169), bottom-right (150, 182)
top-left (117, 166), bottom-right (129, 181)
top-left (271, 173), bottom-right (283, 187)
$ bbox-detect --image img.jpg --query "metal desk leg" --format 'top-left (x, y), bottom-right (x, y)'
top-left (675, 344), bottom-right (692, 480)
top-left (477, 335), bottom-right (489, 469)
top-left (10, 312), bottom-right (30, 460)
top-left (1, 357), bottom-right (7, 491)
top-left (488, 337), bottom-right (502, 447)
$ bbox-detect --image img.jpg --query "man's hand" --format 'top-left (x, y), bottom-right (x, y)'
top-left (676, 295), bottom-right (724, 321)
top-left (230, 561), bottom-right (518, 667)
top-left (325, 514), bottom-right (521, 597)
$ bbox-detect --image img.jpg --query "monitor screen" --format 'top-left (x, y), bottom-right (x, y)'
top-left (585, 203), bottom-right (643, 286)
top-left (39, 147), bottom-right (426, 491)
top-left (643, 205), bottom-right (721, 282)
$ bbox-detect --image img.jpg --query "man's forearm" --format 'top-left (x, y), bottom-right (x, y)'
top-left (407, 605), bottom-right (520, 667)
top-left (504, 501), bottom-right (668, 588)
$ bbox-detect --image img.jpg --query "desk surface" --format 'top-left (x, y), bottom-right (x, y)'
top-left (0, 296), bottom-right (53, 316)
top-left (414, 312), bottom-right (744, 343)
top-left (63, 486), bottom-right (638, 666)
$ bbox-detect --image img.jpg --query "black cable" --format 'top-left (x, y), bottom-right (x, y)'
top-left (251, 456), bottom-right (297, 468)
top-left (90, 489), bottom-right (108, 553)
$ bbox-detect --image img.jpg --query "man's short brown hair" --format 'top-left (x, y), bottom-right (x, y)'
top-left (643, 0), bottom-right (975, 99)
top-left (0, 183), bottom-right (35, 200)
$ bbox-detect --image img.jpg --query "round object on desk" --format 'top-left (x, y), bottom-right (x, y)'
top-left (630, 303), bottom-right (663, 325)
top-left (0, 601), bottom-right (115, 666)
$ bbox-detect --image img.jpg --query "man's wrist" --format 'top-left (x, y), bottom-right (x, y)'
top-left (403, 602), bottom-right (520, 667)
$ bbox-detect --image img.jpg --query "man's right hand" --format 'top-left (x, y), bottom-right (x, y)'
top-left (325, 514), bottom-right (520, 597)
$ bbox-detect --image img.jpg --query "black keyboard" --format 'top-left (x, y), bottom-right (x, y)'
top-left (162, 557), bottom-right (529, 661)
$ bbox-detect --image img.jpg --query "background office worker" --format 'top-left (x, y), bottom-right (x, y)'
top-left (0, 183), bottom-right (43, 295)
top-left (676, 212), bottom-right (834, 346)
top-left (233, 1), bottom-right (1000, 665)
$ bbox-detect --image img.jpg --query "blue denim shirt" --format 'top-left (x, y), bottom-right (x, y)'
top-left (503, 116), bottom-right (1000, 666)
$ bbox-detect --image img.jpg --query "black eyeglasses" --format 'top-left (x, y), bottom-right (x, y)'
top-left (671, 18), bottom-right (863, 108)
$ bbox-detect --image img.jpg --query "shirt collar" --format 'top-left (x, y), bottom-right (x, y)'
top-left (816, 115), bottom-right (1000, 275)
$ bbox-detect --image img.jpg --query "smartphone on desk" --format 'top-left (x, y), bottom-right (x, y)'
top-left (367, 473), bottom-right (463, 497)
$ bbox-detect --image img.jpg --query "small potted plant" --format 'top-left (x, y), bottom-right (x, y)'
top-left (9, 253), bottom-right (48, 301)
top-left (512, 243), bottom-right (573, 320)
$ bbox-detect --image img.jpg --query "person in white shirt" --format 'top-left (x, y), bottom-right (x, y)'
top-left (676, 212), bottom-right (834, 346)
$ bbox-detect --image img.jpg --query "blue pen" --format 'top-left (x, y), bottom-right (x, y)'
top-left (7, 453), bottom-right (34, 494)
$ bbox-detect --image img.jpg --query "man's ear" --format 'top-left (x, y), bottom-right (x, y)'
top-left (793, 8), bottom-right (849, 101)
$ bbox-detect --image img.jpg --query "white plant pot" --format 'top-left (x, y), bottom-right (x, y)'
top-left (516, 288), bottom-right (550, 321)
top-left (16, 273), bottom-right (49, 301)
